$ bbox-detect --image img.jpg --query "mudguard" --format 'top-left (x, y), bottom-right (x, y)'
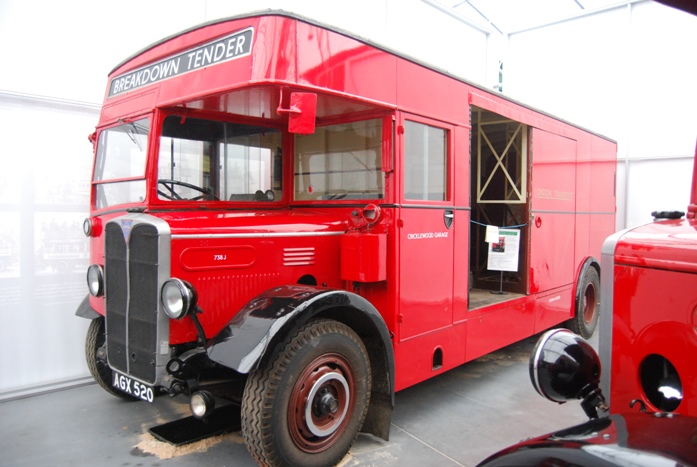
top-left (75, 294), bottom-right (100, 319)
top-left (207, 284), bottom-right (393, 375)
top-left (477, 413), bottom-right (697, 466)
top-left (206, 284), bottom-right (395, 441)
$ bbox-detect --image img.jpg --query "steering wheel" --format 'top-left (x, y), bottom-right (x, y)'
top-left (157, 179), bottom-right (219, 201)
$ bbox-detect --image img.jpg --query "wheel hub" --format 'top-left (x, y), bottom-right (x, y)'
top-left (304, 372), bottom-right (350, 437)
top-left (288, 353), bottom-right (357, 453)
top-left (583, 282), bottom-right (597, 324)
top-left (315, 388), bottom-right (340, 416)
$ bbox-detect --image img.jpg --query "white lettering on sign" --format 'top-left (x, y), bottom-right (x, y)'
top-left (113, 372), bottom-right (154, 402)
top-left (407, 232), bottom-right (449, 240)
top-left (109, 27), bottom-right (254, 98)
top-left (213, 254), bottom-right (227, 261)
top-left (535, 187), bottom-right (573, 201)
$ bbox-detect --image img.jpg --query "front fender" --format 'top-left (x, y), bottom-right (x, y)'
top-left (208, 284), bottom-right (395, 441)
top-left (75, 294), bottom-right (100, 319)
top-left (207, 284), bottom-right (393, 375)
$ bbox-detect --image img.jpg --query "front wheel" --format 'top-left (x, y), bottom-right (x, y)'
top-left (85, 317), bottom-right (136, 400)
top-left (569, 267), bottom-right (600, 339)
top-left (242, 319), bottom-right (371, 467)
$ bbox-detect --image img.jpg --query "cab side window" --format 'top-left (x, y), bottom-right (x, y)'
top-left (404, 120), bottom-right (447, 201)
top-left (294, 119), bottom-right (384, 200)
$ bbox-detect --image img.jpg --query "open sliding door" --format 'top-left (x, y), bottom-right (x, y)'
top-left (528, 128), bottom-right (577, 294)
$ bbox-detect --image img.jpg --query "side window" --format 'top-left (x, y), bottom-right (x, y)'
top-left (294, 119), bottom-right (384, 200)
top-left (404, 120), bottom-right (448, 201)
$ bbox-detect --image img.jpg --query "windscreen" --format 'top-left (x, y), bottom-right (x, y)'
top-left (93, 118), bottom-right (150, 209)
top-left (157, 116), bottom-right (282, 202)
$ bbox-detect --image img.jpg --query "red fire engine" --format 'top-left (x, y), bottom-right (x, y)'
top-left (599, 172), bottom-right (697, 418)
top-left (77, 10), bottom-right (616, 466)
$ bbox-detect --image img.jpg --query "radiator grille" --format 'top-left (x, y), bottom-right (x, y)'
top-left (105, 221), bottom-right (161, 384)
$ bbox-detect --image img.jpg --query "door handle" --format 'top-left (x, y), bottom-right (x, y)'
top-left (444, 210), bottom-right (454, 229)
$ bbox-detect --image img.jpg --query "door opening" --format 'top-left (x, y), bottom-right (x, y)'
top-left (469, 107), bottom-right (529, 309)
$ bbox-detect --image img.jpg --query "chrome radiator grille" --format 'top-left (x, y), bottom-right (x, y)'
top-left (104, 216), bottom-right (170, 385)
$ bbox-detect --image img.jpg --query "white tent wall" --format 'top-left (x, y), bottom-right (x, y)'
top-left (0, 94), bottom-right (100, 399)
top-left (0, 0), bottom-right (694, 398)
top-left (504, 0), bottom-right (697, 230)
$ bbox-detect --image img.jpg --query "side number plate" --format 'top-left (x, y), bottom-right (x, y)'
top-left (112, 371), bottom-right (155, 403)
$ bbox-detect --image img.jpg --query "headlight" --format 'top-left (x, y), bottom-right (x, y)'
top-left (530, 328), bottom-right (600, 403)
top-left (161, 278), bottom-right (196, 319)
top-left (82, 217), bottom-right (101, 237)
top-left (190, 391), bottom-right (215, 419)
top-left (82, 218), bottom-right (93, 237)
top-left (87, 264), bottom-right (104, 297)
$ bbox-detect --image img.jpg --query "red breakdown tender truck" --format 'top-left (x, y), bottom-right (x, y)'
top-left (76, 10), bottom-right (617, 467)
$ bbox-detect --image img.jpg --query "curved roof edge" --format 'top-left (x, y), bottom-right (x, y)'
top-left (109, 8), bottom-right (617, 144)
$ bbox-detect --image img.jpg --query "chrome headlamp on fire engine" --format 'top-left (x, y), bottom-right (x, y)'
top-left (82, 218), bottom-right (93, 237)
top-left (530, 329), bottom-right (601, 403)
top-left (161, 278), bottom-right (197, 319)
top-left (530, 328), bottom-right (609, 419)
top-left (86, 264), bottom-right (104, 297)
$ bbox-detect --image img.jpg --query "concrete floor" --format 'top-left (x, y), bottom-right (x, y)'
top-left (0, 331), bottom-right (595, 467)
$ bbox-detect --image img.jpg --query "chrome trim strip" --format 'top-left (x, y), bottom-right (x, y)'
top-left (598, 227), bottom-right (630, 411)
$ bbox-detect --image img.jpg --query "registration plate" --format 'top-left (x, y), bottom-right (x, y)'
top-left (112, 370), bottom-right (155, 402)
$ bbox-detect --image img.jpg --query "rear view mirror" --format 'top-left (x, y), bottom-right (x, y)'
top-left (529, 329), bottom-right (608, 418)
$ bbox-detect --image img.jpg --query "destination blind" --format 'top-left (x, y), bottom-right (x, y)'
top-left (108, 27), bottom-right (254, 98)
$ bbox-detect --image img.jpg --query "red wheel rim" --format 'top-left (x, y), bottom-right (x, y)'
top-left (288, 353), bottom-right (356, 453)
top-left (582, 281), bottom-right (597, 325)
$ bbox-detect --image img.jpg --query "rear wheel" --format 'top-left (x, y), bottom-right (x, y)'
top-left (569, 267), bottom-right (600, 338)
top-left (242, 319), bottom-right (371, 467)
top-left (85, 316), bottom-right (136, 400)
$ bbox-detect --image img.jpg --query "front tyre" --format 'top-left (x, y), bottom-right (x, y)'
top-left (85, 316), bottom-right (136, 400)
top-left (242, 319), bottom-right (371, 467)
top-left (569, 266), bottom-right (600, 339)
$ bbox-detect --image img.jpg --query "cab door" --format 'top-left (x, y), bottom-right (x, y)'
top-left (397, 114), bottom-right (455, 341)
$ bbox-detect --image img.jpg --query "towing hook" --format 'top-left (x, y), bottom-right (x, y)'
top-left (630, 399), bottom-right (647, 413)
top-left (169, 381), bottom-right (186, 397)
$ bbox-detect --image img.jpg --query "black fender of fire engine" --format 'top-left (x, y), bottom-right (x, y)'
top-left (206, 284), bottom-right (395, 441)
top-left (75, 294), bottom-right (100, 319)
top-left (476, 412), bottom-right (697, 467)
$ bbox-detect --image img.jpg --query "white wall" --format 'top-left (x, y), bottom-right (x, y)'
top-left (504, 0), bottom-right (697, 229)
top-left (0, 94), bottom-right (99, 398)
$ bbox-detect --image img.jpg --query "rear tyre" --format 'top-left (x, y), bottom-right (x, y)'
top-left (242, 319), bottom-right (371, 467)
top-left (85, 316), bottom-right (136, 400)
top-left (569, 267), bottom-right (600, 339)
